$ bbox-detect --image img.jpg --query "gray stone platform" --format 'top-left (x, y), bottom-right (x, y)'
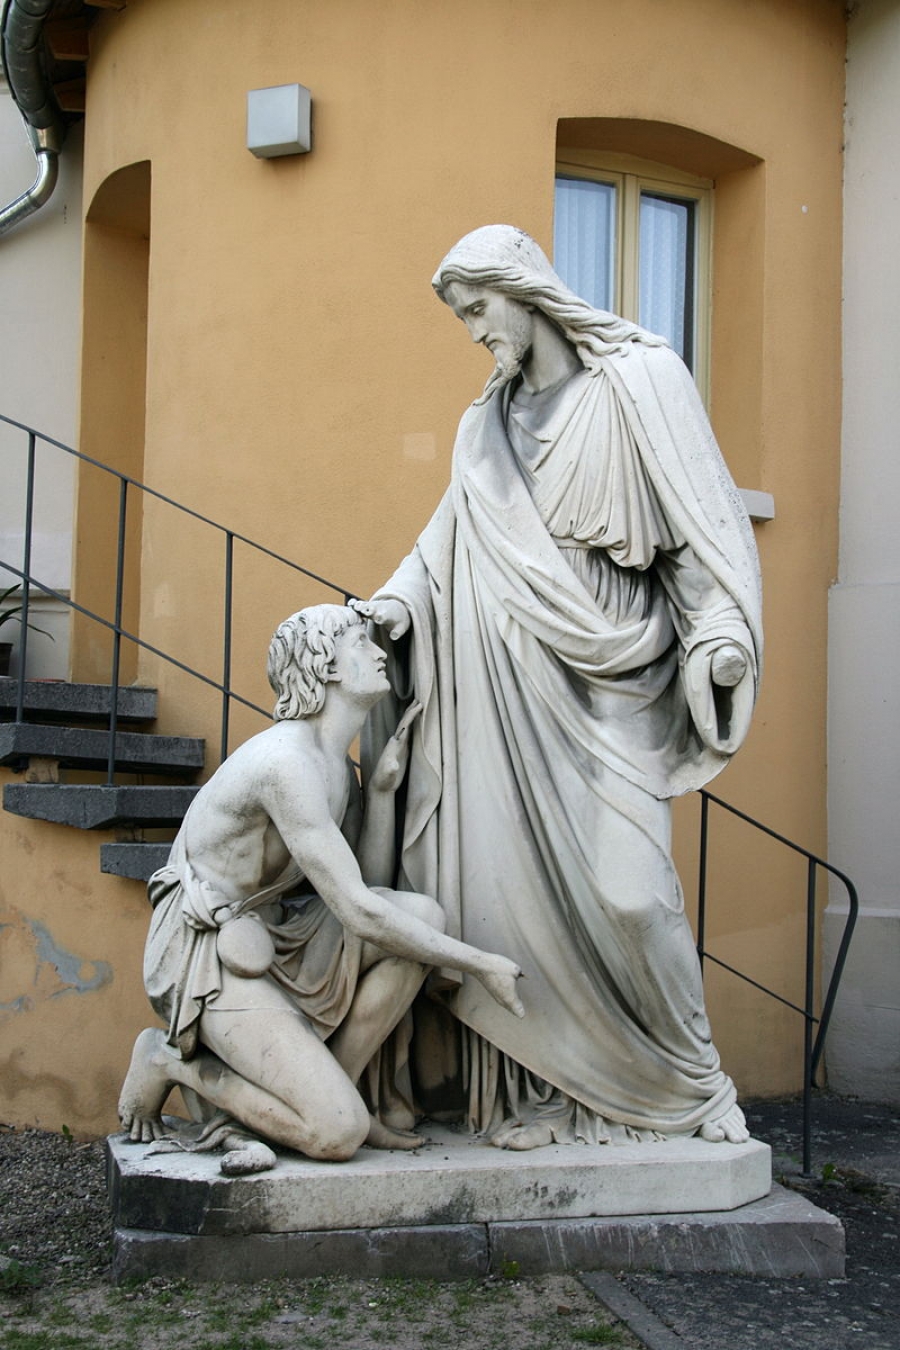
top-left (107, 1126), bottom-right (844, 1283)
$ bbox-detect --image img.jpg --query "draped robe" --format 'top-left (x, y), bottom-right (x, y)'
top-left (144, 796), bottom-right (363, 1061)
top-left (369, 343), bottom-right (762, 1138)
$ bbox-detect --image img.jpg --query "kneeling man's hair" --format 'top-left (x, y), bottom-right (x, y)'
top-left (267, 604), bottom-right (361, 720)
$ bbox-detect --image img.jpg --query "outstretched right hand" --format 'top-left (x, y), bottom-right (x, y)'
top-left (351, 597), bottom-right (411, 640)
top-left (477, 955), bottom-right (525, 1019)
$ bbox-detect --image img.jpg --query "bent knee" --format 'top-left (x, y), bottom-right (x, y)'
top-left (302, 1094), bottom-right (369, 1161)
top-left (394, 889), bottom-right (446, 933)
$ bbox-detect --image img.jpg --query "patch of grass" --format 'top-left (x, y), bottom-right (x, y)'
top-left (242, 1292), bottom-right (280, 1324)
top-left (300, 1277), bottom-right (329, 1315)
top-left (188, 1336), bottom-right (271, 1350)
top-left (0, 1335), bottom-right (92, 1350)
top-left (369, 1277), bottom-right (437, 1317)
top-left (841, 1167), bottom-right (886, 1198)
top-left (87, 1311), bottom-right (115, 1334)
top-left (0, 1334), bottom-right (53, 1350)
top-left (0, 1259), bottom-right (43, 1297)
top-left (572, 1325), bottom-right (623, 1345)
top-left (119, 1303), bottom-right (185, 1332)
top-left (45, 1303), bottom-right (74, 1327)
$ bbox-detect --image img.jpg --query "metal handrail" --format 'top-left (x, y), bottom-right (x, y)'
top-left (697, 789), bottom-right (859, 1175)
top-left (0, 413), bottom-right (354, 769)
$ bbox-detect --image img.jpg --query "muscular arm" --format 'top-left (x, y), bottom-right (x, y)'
top-left (260, 751), bottom-right (523, 1015)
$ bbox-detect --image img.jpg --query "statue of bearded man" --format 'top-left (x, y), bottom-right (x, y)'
top-left (358, 225), bottom-right (763, 1150)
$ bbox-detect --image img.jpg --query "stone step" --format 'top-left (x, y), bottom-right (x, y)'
top-left (99, 841), bottom-right (173, 881)
top-left (0, 677), bottom-right (157, 725)
top-left (0, 723), bottom-right (204, 776)
top-left (3, 783), bottom-right (199, 829)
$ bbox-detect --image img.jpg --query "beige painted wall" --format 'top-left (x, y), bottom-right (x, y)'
top-left (0, 0), bottom-right (846, 1133)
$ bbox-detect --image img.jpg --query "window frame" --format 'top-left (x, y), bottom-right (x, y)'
top-left (555, 149), bottom-right (713, 403)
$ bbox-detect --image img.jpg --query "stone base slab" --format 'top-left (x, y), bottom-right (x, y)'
top-left (111, 1186), bottom-right (844, 1283)
top-left (108, 1126), bottom-right (772, 1235)
top-left (107, 1126), bottom-right (843, 1282)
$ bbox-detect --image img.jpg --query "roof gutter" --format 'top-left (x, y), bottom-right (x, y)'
top-left (0, 0), bottom-right (66, 239)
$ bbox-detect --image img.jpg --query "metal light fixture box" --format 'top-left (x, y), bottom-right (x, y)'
top-left (247, 84), bottom-right (312, 158)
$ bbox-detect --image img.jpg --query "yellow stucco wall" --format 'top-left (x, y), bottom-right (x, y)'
top-left (0, 805), bottom-right (150, 1134)
top-left (0, 0), bottom-right (846, 1132)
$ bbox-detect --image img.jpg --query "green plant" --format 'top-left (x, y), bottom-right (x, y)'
top-left (0, 585), bottom-right (54, 642)
top-left (0, 1257), bottom-right (43, 1297)
top-left (572, 1326), bottom-right (622, 1345)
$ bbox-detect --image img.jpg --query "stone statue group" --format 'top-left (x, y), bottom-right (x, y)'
top-left (120, 226), bottom-right (762, 1174)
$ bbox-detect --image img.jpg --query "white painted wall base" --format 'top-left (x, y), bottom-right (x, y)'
top-left (823, 908), bottom-right (900, 1103)
top-left (825, 579), bottom-right (900, 1102)
top-left (827, 0), bottom-right (900, 1102)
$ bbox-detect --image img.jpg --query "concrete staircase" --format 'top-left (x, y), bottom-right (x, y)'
top-left (0, 677), bottom-right (204, 881)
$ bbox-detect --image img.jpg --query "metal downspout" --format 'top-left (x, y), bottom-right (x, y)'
top-left (0, 0), bottom-right (66, 238)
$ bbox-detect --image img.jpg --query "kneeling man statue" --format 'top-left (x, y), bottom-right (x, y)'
top-left (119, 604), bottom-right (522, 1173)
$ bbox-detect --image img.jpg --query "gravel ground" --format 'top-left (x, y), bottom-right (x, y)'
top-left (622, 1096), bottom-right (900, 1350)
top-left (0, 1125), bottom-right (639, 1349)
top-left (1, 1096), bottom-right (897, 1349)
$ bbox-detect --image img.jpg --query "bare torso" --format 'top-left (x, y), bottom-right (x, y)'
top-left (178, 720), bottom-right (358, 909)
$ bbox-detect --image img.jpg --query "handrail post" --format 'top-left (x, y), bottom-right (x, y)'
top-left (14, 431), bottom-right (37, 724)
top-left (220, 531), bottom-right (234, 765)
top-left (107, 478), bottom-right (128, 785)
top-left (802, 858), bottom-right (817, 1177)
top-left (697, 791), bottom-right (709, 971)
top-left (811, 876), bottom-right (859, 1080)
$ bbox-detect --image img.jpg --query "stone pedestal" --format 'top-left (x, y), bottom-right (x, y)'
top-left (107, 1125), bottom-right (844, 1282)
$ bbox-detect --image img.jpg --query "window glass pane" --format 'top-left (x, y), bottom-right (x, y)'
top-left (639, 192), bottom-right (695, 369)
top-left (554, 177), bottom-right (616, 312)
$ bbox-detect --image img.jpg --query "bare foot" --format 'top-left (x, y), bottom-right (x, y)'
top-left (365, 1115), bottom-right (425, 1151)
top-left (489, 1119), bottom-right (555, 1151)
top-left (221, 1140), bottom-right (277, 1175)
top-left (118, 1028), bottom-right (175, 1143)
top-left (476, 956), bottom-right (525, 1018)
top-left (698, 1102), bottom-right (750, 1144)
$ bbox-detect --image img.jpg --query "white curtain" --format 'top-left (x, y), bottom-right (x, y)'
top-left (639, 194), bottom-right (691, 364)
top-left (554, 177), bottom-right (616, 312)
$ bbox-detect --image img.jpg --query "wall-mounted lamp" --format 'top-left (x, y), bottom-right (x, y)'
top-left (247, 84), bottom-right (312, 158)
top-left (739, 490), bottom-right (776, 523)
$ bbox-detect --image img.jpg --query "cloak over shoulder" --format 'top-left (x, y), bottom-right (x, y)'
top-left (368, 343), bottom-right (762, 1135)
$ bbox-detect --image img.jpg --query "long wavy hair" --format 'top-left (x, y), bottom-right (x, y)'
top-left (432, 224), bottom-right (665, 400)
top-left (267, 604), bottom-right (361, 720)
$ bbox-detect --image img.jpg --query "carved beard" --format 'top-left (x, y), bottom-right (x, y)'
top-left (489, 302), bottom-right (534, 381)
top-left (494, 341), bottom-right (530, 380)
